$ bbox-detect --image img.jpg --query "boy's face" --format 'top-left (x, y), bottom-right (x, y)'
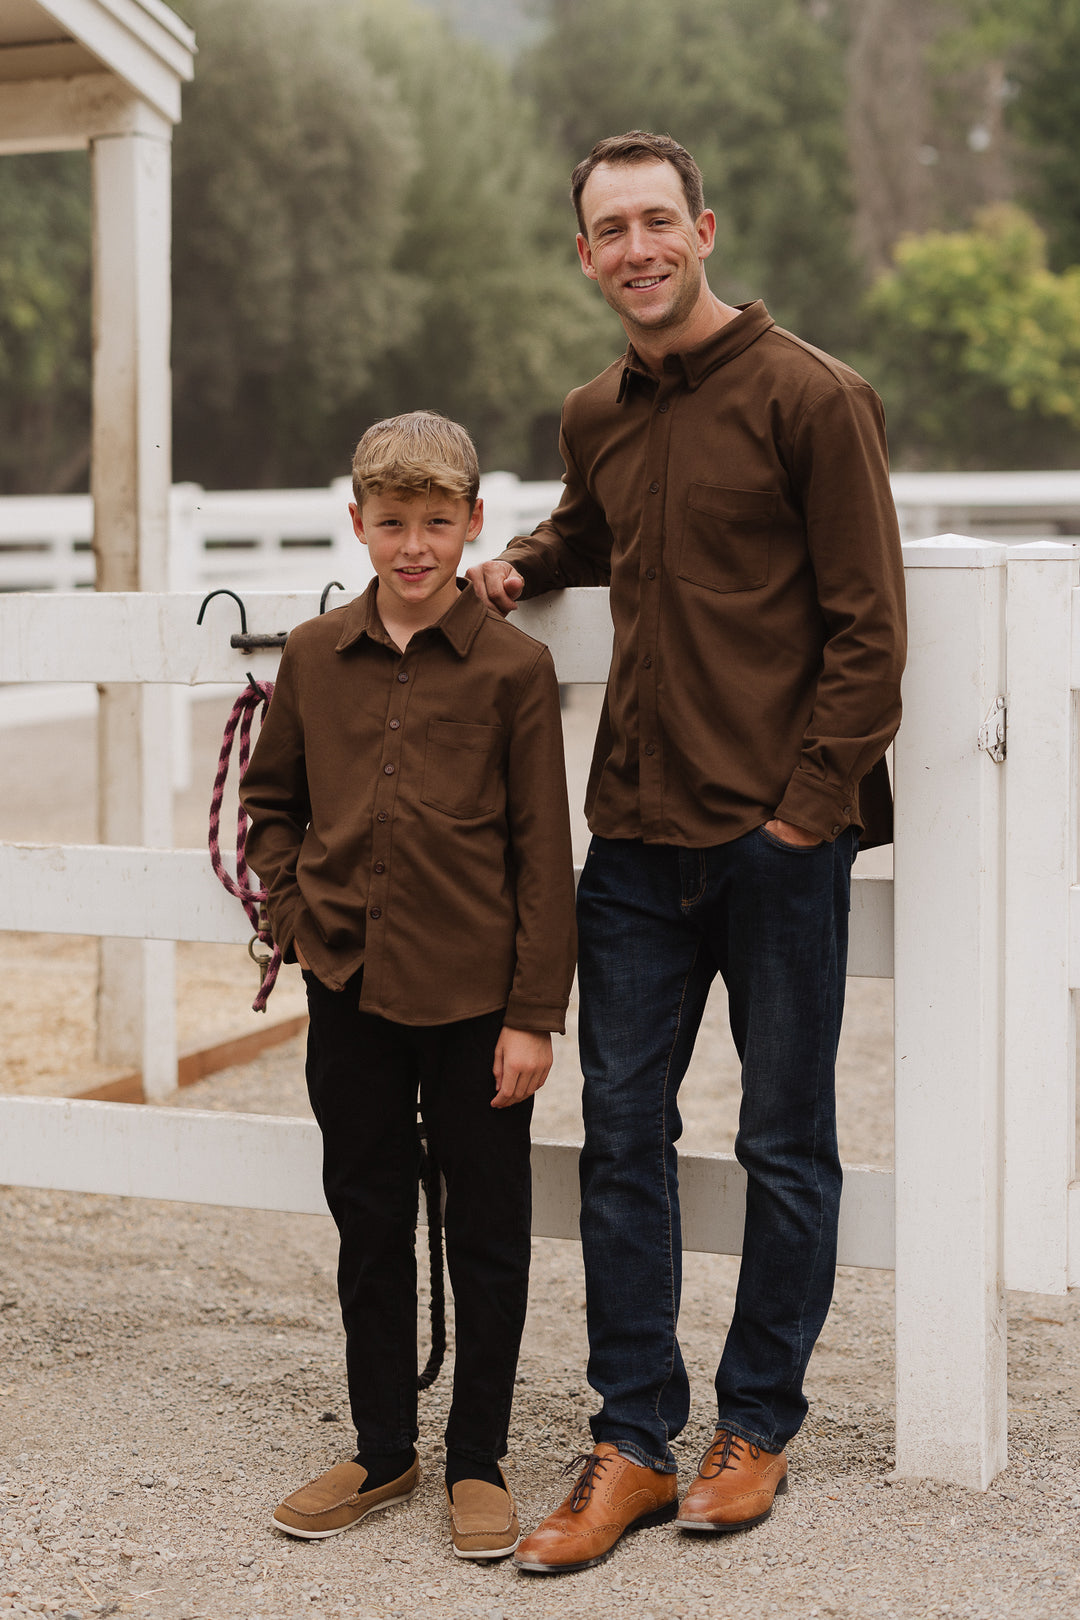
top-left (350, 488), bottom-right (483, 623)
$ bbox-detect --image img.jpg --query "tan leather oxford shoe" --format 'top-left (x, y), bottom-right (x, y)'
top-left (676, 1429), bottom-right (788, 1534)
top-left (271, 1456), bottom-right (418, 1539)
top-left (445, 1469), bottom-right (521, 1560)
top-left (514, 1442), bottom-right (678, 1574)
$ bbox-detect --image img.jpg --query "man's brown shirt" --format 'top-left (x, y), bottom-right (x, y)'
top-left (500, 302), bottom-right (907, 848)
top-left (240, 580), bottom-right (576, 1031)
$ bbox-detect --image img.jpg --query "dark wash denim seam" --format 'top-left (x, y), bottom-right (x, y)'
top-left (649, 943), bottom-right (703, 1469)
top-left (577, 830), bottom-right (853, 1464)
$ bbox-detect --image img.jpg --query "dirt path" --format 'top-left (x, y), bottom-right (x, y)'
top-left (3, 699), bottom-right (1080, 1619)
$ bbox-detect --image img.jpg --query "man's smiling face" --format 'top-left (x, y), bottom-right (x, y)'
top-left (576, 159), bottom-right (716, 348)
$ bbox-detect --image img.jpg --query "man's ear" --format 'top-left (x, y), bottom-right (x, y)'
top-left (576, 232), bottom-right (598, 282)
top-left (696, 209), bottom-right (717, 263)
top-left (349, 502), bottom-right (368, 546)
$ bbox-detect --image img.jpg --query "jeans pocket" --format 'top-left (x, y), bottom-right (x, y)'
top-left (757, 825), bottom-right (826, 854)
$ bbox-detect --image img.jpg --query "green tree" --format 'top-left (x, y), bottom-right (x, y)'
top-left (336, 0), bottom-right (615, 475)
top-left (862, 204), bottom-right (1080, 468)
top-left (171, 0), bottom-right (418, 488)
top-left (0, 153), bottom-right (90, 495)
top-left (519, 0), bottom-right (861, 353)
top-left (936, 0), bottom-right (1080, 270)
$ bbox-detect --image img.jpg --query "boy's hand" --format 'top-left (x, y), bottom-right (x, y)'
top-left (492, 1027), bottom-right (552, 1108)
top-left (465, 560), bottom-right (524, 616)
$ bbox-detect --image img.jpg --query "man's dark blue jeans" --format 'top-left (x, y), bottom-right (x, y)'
top-left (576, 826), bottom-right (857, 1471)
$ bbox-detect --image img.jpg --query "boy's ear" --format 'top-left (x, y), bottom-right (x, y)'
top-left (466, 497), bottom-right (484, 544)
top-left (349, 502), bottom-right (368, 546)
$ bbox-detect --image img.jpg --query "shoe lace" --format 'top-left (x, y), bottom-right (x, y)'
top-left (697, 1429), bottom-right (761, 1479)
top-left (563, 1451), bottom-right (613, 1513)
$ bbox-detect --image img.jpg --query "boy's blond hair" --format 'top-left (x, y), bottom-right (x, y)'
top-left (351, 411), bottom-right (480, 507)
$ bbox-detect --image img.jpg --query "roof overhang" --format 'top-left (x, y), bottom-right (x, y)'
top-left (0, 0), bottom-right (194, 149)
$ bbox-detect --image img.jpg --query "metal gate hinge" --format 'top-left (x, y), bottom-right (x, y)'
top-left (979, 695), bottom-right (1007, 763)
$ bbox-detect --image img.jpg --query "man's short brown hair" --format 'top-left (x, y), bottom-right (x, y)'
top-left (351, 410), bottom-right (480, 507)
top-left (570, 131), bottom-right (706, 236)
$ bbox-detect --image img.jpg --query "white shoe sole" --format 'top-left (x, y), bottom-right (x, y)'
top-left (452, 1531), bottom-right (522, 1560)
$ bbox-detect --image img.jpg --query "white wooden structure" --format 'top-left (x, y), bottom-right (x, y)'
top-left (3, 469), bottom-right (1080, 600)
top-left (0, 0), bottom-right (195, 1092)
top-left (3, 537), bottom-right (1080, 1491)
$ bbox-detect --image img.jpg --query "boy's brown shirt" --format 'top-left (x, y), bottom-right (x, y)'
top-left (240, 580), bottom-right (576, 1032)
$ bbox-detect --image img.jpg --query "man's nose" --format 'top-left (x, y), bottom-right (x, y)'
top-left (625, 224), bottom-right (655, 261)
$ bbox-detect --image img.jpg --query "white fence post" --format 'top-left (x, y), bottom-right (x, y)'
top-left (1002, 545), bottom-right (1079, 1294)
top-left (893, 536), bottom-right (1008, 1489)
top-left (90, 125), bottom-right (177, 1101)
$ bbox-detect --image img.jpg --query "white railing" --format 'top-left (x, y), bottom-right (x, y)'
top-left (2, 538), bottom-right (1080, 1493)
top-left (2, 470), bottom-right (1079, 597)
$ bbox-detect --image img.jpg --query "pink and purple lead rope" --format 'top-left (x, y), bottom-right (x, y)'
top-left (208, 681), bottom-right (281, 1012)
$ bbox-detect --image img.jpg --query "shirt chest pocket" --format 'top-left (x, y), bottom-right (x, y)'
top-left (678, 484), bottom-right (778, 593)
top-left (421, 719), bottom-right (504, 819)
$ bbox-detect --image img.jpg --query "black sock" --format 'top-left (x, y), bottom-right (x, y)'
top-left (353, 1447), bottom-right (415, 1490)
top-left (445, 1450), bottom-right (503, 1491)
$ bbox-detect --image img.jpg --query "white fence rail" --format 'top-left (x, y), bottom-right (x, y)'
top-left (2, 470), bottom-right (1079, 597)
top-left (3, 541), bottom-right (1080, 1491)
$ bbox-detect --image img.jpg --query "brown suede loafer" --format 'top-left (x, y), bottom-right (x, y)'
top-left (271, 1456), bottom-right (419, 1539)
top-left (514, 1442), bottom-right (678, 1574)
top-left (445, 1469), bottom-right (521, 1560)
top-left (676, 1429), bottom-right (788, 1534)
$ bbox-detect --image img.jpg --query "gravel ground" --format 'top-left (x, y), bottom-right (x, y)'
top-left (3, 694), bottom-right (1080, 1619)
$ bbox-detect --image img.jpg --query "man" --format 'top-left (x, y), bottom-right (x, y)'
top-left (467, 130), bottom-right (906, 1574)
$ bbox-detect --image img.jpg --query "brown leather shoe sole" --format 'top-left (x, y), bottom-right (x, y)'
top-left (514, 1497), bottom-right (679, 1574)
top-left (676, 1471), bottom-right (788, 1535)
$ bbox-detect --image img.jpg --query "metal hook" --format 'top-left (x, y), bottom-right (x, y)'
top-left (320, 581), bottom-right (345, 614)
top-left (196, 587), bottom-right (248, 633)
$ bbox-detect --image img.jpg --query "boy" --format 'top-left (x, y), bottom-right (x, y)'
top-left (240, 411), bottom-right (576, 1560)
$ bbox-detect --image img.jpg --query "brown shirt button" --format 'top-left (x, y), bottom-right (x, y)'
top-left (649, 480), bottom-right (660, 493)
top-left (369, 907), bottom-right (382, 920)
top-left (831, 825), bottom-right (841, 836)
top-left (645, 567), bottom-right (656, 581)
top-left (397, 671), bottom-right (409, 683)
top-left (843, 804), bottom-right (852, 815)
top-left (376, 811), bottom-right (388, 823)
top-left (389, 719), bottom-right (401, 730)
top-left (373, 861), bottom-right (385, 874)
top-left (644, 743), bottom-right (656, 756)
top-left (383, 763), bottom-right (395, 775)
top-left (658, 402), bottom-right (670, 413)
top-left (642, 654), bottom-right (652, 669)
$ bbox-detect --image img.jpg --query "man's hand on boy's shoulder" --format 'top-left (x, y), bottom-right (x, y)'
top-left (491, 1027), bottom-right (552, 1108)
top-left (465, 559), bottom-right (525, 616)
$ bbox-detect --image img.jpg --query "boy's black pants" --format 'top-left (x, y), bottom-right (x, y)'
top-left (303, 968), bottom-right (533, 1467)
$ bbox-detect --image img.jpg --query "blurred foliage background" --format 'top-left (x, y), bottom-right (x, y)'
top-left (3, 0), bottom-right (1080, 490)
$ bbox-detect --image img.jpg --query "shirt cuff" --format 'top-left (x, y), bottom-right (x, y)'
top-left (503, 995), bottom-right (567, 1036)
top-left (774, 774), bottom-right (857, 844)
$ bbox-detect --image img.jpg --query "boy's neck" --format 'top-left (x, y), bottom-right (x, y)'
top-left (376, 577), bottom-right (460, 652)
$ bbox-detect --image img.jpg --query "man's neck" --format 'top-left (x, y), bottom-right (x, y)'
top-left (629, 289), bottom-right (741, 374)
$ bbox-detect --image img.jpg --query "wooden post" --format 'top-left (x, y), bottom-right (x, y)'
top-left (1002, 545), bottom-right (1080, 1293)
top-left (893, 536), bottom-right (1008, 1489)
top-left (90, 123), bottom-right (177, 1102)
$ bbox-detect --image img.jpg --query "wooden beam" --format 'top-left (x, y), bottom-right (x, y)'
top-left (0, 71), bottom-right (169, 153)
top-left (0, 589), bottom-right (614, 687)
top-left (0, 1096), bottom-right (894, 1268)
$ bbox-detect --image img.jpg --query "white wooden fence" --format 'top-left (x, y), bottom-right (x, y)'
top-left (3, 469), bottom-right (1080, 597)
top-left (2, 537), bottom-right (1080, 1492)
